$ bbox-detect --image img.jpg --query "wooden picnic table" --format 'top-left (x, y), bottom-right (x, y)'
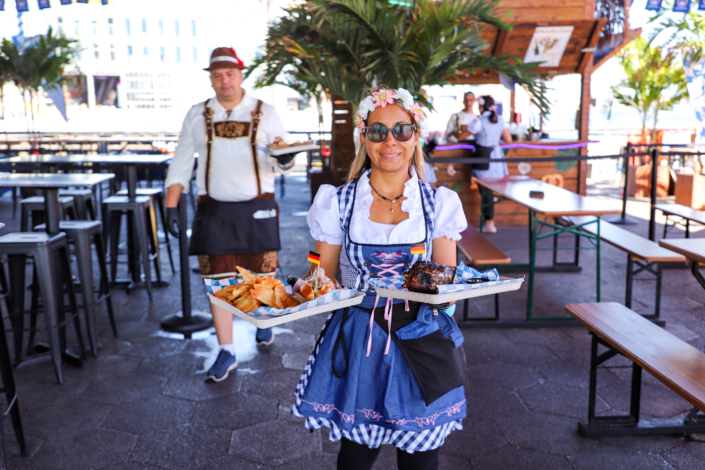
top-left (473, 175), bottom-right (621, 325)
top-left (655, 203), bottom-right (705, 239)
top-left (659, 239), bottom-right (705, 291)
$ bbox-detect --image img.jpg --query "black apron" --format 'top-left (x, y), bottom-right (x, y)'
top-left (189, 100), bottom-right (281, 255)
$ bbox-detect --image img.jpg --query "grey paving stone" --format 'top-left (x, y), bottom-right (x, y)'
top-left (14, 365), bottom-right (92, 410)
top-left (501, 328), bottom-right (574, 346)
top-left (100, 320), bottom-right (161, 341)
top-left (282, 350), bottom-right (310, 370)
top-left (464, 384), bottom-right (526, 419)
top-left (497, 411), bottom-right (595, 455)
top-left (62, 353), bottom-right (143, 383)
top-left (280, 452), bottom-right (337, 469)
top-left (2, 432), bottom-right (43, 468)
top-left (115, 336), bottom-right (187, 358)
top-left (371, 444), bottom-right (397, 470)
top-left (240, 368), bottom-right (302, 402)
top-left (440, 417), bottom-right (506, 458)
top-left (471, 445), bottom-right (572, 470)
top-left (229, 419), bottom-right (321, 466)
top-left (517, 381), bottom-right (609, 419)
top-left (99, 462), bottom-right (164, 470)
top-left (567, 444), bottom-right (675, 470)
top-left (102, 394), bottom-right (196, 435)
top-left (30, 428), bottom-right (137, 470)
top-left (536, 358), bottom-right (622, 390)
top-left (663, 441), bottom-right (705, 470)
top-left (461, 341), bottom-right (491, 367)
top-left (186, 455), bottom-right (273, 470)
top-left (81, 372), bottom-right (167, 405)
top-left (598, 435), bottom-right (687, 454)
top-left (438, 452), bottom-right (472, 469)
top-left (194, 392), bottom-right (278, 430)
top-left (137, 350), bottom-right (207, 377)
top-left (21, 398), bottom-right (111, 440)
top-left (482, 340), bottom-right (558, 367)
top-left (598, 381), bottom-right (693, 419)
top-left (241, 351), bottom-right (285, 372)
top-left (266, 330), bottom-right (316, 353)
top-left (466, 362), bottom-right (542, 390)
top-left (131, 423), bottom-right (231, 469)
top-left (162, 370), bottom-right (243, 401)
top-left (462, 330), bottom-right (509, 349)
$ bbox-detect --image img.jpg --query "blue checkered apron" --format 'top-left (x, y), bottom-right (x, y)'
top-left (292, 172), bottom-right (465, 453)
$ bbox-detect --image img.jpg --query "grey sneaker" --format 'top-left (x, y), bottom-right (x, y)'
top-left (206, 349), bottom-right (238, 382)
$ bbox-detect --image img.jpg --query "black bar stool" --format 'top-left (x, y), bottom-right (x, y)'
top-left (116, 187), bottom-right (175, 273)
top-left (58, 189), bottom-right (97, 220)
top-left (0, 232), bottom-right (87, 384)
top-left (34, 221), bottom-right (117, 355)
top-left (20, 196), bottom-right (77, 231)
top-left (101, 195), bottom-right (158, 300)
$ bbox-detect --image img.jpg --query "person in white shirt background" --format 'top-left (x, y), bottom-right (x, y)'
top-left (164, 47), bottom-right (294, 382)
top-left (445, 91), bottom-right (478, 143)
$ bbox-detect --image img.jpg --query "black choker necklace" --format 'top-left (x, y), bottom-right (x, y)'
top-left (369, 182), bottom-right (404, 204)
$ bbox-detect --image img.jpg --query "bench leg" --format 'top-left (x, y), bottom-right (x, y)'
top-left (686, 220), bottom-right (690, 239)
top-left (625, 256), bottom-right (633, 309)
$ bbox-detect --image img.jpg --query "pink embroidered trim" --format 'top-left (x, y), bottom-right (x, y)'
top-left (300, 399), bottom-right (466, 429)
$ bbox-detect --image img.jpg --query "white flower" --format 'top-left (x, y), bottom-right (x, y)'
top-left (395, 88), bottom-right (414, 109)
top-left (358, 96), bottom-right (375, 117)
top-left (418, 119), bottom-right (429, 137)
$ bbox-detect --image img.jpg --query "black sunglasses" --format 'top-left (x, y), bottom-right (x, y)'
top-left (364, 124), bottom-right (416, 143)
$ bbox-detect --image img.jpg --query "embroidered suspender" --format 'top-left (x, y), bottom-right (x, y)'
top-left (202, 99), bottom-right (265, 197)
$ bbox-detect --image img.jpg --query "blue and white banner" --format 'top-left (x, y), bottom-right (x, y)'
top-left (645, 0), bottom-right (663, 11)
top-left (673, 0), bottom-right (691, 12)
top-left (38, 0), bottom-right (51, 9)
top-left (204, 278), bottom-right (358, 317)
top-left (15, 0), bottom-right (29, 12)
top-left (76, 0), bottom-right (88, 3)
top-left (699, 0), bottom-right (705, 9)
top-left (60, 0), bottom-right (73, 5)
top-left (684, 58), bottom-right (705, 143)
top-left (0, 1), bottom-right (4, 12)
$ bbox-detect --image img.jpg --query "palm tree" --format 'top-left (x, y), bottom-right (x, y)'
top-left (605, 36), bottom-right (688, 142)
top-left (0, 27), bottom-right (79, 132)
top-left (247, 0), bottom-right (549, 113)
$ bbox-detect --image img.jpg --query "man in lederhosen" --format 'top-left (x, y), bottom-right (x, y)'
top-left (164, 47), bottom-right (294, 382)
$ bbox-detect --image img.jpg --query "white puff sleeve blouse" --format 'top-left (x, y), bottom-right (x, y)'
top-left (307, 173), bottom-right (468, 246)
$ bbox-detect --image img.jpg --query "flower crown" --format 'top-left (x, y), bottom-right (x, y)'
top-left (353, 88), bottom-right (429, 136)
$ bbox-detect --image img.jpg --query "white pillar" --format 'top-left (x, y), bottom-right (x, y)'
top-left (86, 73), bottom-right (96, 109)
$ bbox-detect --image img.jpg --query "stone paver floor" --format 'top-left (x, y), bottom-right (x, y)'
top-left (0, 173), bottom-right (703, 469)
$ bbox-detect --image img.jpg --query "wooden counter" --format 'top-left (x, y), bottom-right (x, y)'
top-left (429, 140), bottom-right (590, 226)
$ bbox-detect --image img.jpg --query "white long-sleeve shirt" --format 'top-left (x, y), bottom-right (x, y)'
top-left (165, 92), bottom-right (288, 202)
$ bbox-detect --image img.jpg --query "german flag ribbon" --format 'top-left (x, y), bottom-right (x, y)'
top-left (308, 251), bottom-right (321, 264)
top-left (410, 245), bottom-right (426, 255)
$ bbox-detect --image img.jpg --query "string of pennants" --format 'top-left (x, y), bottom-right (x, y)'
top-left (646, 0), bottom-right (705, 12)
top-left (0, 0), bottom-right (110, 12)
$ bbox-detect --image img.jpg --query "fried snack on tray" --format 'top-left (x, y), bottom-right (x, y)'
top-left (300, 267), bottom-right (338, 301)
top-left (214, 266), bottom-right (300, 311)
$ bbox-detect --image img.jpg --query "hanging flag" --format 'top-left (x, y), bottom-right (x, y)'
top-left (76, 0), bottom-right (88, 3)
top-left (410, 245), bottom-right (426, 255)
top-left (16, 0), bottom-right (29, 12)
top-left (699, 0), bottom-right (705, 9)
top-left (102, 0), bottom-right (109, 4)
top-left (645, 0), bottom-right (663, 10)
top-left (61, 0), bottom-right (72, 5)
top-left (673, 0), bottom-right (691, 12)
top-left (307, 251), bottom-right (321, 265)
top-left (38, 0), bottom-right (51, 9)
top-left (0, 0), bottom-right (4, 11)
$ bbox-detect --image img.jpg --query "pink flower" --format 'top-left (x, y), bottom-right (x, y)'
top-left (410, 103), bottom-right (425, 123)
top-left (354, 113), bottom-right (365, 130)
top-left (371, 89), bottom-right (396, 108)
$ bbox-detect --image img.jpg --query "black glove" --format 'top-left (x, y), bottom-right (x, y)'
top-left (166, 207), bottom-right (181, 238)
top-left (275, 152), bottom-right (296, 167)
top-left (427, 302), bottom-right (451, 311)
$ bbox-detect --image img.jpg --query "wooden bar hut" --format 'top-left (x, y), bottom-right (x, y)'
top-left (430, 0), bottom-right (639, 226)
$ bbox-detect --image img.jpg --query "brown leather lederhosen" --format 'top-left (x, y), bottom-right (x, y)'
top-left (189, 99), bottom-right (281, 274)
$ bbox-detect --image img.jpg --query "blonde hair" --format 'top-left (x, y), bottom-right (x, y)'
top-left (346, 102), bottom-right (426, 183)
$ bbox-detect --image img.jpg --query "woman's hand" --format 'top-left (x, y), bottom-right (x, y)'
top-left (501, 128), bottom-right (512, 144)
top-left (432, 236), bottom-right (458, 306)
top-left (306, 241), bottom-right (341, 280)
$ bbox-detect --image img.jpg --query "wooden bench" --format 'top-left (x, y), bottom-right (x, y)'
top-left (565, 302), bottom-right (705, 437)
top-left (562, 216), bottom-right (684, 322)
top-left (655, 203), bottom-right (705, 239)
top-left (456, 224), bottom-right (511, 322)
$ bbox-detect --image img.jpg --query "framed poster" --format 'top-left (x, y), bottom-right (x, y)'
top-left (524, 26), bottom-right (574, 68)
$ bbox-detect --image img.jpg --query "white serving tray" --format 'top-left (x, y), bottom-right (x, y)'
top-left (372, 277), bottom-right (523, 304)
top-left (208, 291), bottom-right (365, 328)
top-left (268, 143), bottom-right (319, 156)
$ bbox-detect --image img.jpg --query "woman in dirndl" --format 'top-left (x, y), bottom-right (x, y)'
top-left (292, 87), bottom-right (469, 470)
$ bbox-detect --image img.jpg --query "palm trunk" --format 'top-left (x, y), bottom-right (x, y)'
top-left (651, 107), bottom-right (660, 145)
top-left (21, 88), bottom-right (31, 134)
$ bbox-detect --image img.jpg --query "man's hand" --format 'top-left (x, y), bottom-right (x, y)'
top-left (275, 153), bottom-right (296, 168)
top-left (166, 207), bottom-right (181, 237)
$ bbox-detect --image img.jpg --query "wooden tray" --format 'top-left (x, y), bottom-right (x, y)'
top-left (208, 291), bottom-right (365, 328)
top-left (268, 143), bottom-right (319, 156)
top-left (372, 277), bottom-right (523, 304)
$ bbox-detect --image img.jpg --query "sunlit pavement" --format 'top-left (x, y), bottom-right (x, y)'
top-left (0, 174), bottom-right (704, 469)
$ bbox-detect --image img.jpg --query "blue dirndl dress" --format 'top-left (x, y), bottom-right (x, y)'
top-left (292, 176), bottom-right (467, 453)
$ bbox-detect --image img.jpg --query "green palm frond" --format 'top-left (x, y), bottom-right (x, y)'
top-left (246, 0), bottom-right (550, 115)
